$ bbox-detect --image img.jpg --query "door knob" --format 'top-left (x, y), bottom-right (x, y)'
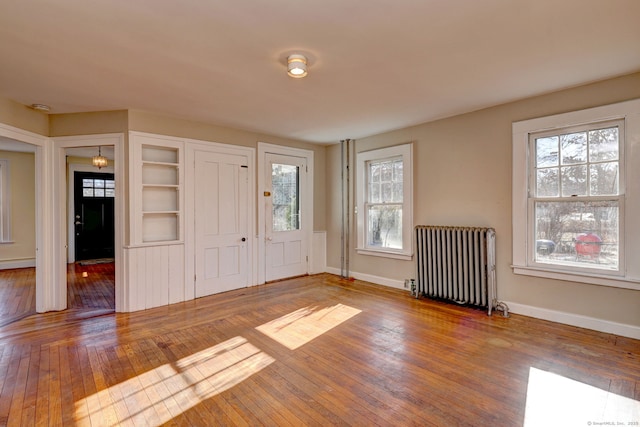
top-left (241, 237), bottom-right (246, 242)
top-left (75, 221), bottom-right (83, 225)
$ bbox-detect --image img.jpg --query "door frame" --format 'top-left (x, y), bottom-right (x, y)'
top-left (0, 122), bottom-right (49, 311)
top-left (185, 139), bottom-right (256, 300)
top-left (67, 163), bottom-right (115, 263)
top-left (257, 142), bottom-right (314, 284)
top-left (53, 134), bottom-right (125, 311)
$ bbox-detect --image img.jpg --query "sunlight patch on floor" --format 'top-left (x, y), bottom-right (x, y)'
top-left (524, 367), bottom-right (640, 427)
top-left (256, 303), bottom-right (362, 350)
top-left (75, 336), bottom-right (274, 427)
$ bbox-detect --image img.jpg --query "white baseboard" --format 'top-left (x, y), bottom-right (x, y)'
top-left (504, 301), bottom-right (640, 340)
top-left (0, 258), bottom-right (36, 270)
top-left (325, 267), bottom-right (407, 290)
top-left (323, 267), bottom-right (640, 340)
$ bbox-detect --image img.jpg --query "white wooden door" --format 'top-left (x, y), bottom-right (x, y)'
top-left (195, 151), bottom-right (249, 297)
top-left (265, 154), bottom-right (308, 281)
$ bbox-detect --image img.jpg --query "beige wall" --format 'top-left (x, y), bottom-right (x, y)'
top-left (49, 110), bottom-right (128, 136)
top-left (128, 110), bottom-right (327, 231)
top-left (326, 72), bottom-right (640, 327)
top-left (0, 151), bottom-right (36, 263)
top-left (0, 98), bottom-right (48, 136)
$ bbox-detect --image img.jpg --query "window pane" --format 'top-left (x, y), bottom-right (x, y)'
top-left (392, 182), bottom-right (403, 202)
top-left (393, 160), bottom-right (403, 182)
top-left (589, 127), bottom-right (618, 162)
top-left (367, 205), bottom-right (402, 249)
top-left (534, 200), bottom-right (618, 270)
top-left (590, 162), bottom-right (618, 196)
top-left (83, 188), bottom-right (94, 197)
top-left (94, 179), bottom-right (105, 188)
top-left (560, 132), bottom-right (587, 165)
top-left (272, 164), bottom-right (299, 232)
top-left (381, 162), bottom-right (392, 182)
top-left (369, 182), bottom-right (380, 203)
top-left (536, 168), bottom-right (559, 197)
top-left (369, 183), bottom-right (382, 203)
top-left (83, 179), bottom-right (94, 188)
top-left (536, 136), bottom-right (559, 167)
top-left (382, 183), bottom-right (392, 201)
top-left (561, 165), bottom-right (587, 197)
top-left (94, 188), bottom-right (105, 197)
top-left (369, 158), bottom-right (403, 203)
top-left (105, 189), bottom-right (115, 198)
top-left (369, 163), bottom-right (380, 183)
top-left (105, 180), bottom-right (115, 189)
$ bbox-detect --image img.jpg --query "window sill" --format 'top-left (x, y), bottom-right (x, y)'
top-left (356, 248), bottom-right (412, 261)
top-left (0, 240), bottom-right (14, 245)
top-left (512, 265), bottom-right (640, 291)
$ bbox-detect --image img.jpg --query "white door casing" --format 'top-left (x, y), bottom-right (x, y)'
top-left (53, 133), bottom-right (125, 311)
top-left (264, 152), bottom-right (310, 282)
top-left (195, 151), bottom-right (249, 297)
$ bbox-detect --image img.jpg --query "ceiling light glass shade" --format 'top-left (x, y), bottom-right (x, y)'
top-left (92, 146), bottom-right (108, 169)
top-left (287, 54), bottom-right (308, 78)
top-left (30, 103), bottom-right (51, 112)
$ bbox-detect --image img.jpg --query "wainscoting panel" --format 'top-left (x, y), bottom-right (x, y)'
top-left (124, 244), bottom-right (185, 311)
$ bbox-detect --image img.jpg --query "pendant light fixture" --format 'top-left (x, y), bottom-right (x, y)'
top-left (92, 146), bottom-right (108, 169)
top-left (287, 54), bottom-right (308, 78)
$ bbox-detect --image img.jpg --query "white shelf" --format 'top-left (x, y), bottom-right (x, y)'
top-left (142, 145), bottom-right (178, 163)
top-left (131, 135), bottom-right (184, 245)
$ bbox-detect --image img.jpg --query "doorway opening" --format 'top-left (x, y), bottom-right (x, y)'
top-left (63, 141), bottom-right (120, 313)
top-left (0, 138), bottom-right (37, 325)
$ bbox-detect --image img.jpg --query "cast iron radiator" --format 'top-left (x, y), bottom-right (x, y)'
top-left (415, 225), bottom-right (497, 315)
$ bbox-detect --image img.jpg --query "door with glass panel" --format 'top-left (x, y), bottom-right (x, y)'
top-left (265, 154), bottom-right (308, 281)
top-left (74, 171), bottom-right (115, 261)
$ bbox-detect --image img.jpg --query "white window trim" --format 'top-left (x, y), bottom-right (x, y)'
top-left (512, 98), bottom-right (640, 291)
top-left (356, 143), bottom-right (413, 260)
top-left (0, 159), bottom-right (11, 243)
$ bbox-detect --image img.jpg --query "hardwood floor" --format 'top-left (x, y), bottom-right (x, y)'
top-left (0, 268), bottom-right (36, 327)
top-left (0, 262), bottom-right (115, 327)
top-left (0, 273), bottom-right (638, 426)
top-left (67, 262), bottom-right (115, 311)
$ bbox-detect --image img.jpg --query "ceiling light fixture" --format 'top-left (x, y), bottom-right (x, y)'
top-left (287, 54), bottom-right (308, 78)
top-left (92, 146), bottom-right (108, 169)
top-left (30, 103), bottom-right (51, 112)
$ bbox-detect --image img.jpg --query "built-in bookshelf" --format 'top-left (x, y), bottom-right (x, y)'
top-left (130, 134), bottom-right (184, 245)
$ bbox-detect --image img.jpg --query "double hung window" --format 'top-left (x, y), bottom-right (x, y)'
top-left (530, 121), bottom-right (622, 272)
top-left (356, 143), bottom-right (413, 260)
top-left (512, 99), bottom-right (640, 289)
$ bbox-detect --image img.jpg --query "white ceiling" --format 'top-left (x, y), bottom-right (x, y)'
top-left (1, 0), bottom-right (639, 144)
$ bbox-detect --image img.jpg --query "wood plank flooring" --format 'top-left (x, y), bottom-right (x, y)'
top-left (0, 262), bottom-right (115, 327)
top-left (0, 273), bottom-right (638, 426)
top-left (0, 268), bottom-right (36, 327)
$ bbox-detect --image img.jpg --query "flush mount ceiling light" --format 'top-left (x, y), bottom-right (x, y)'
top-left (30, 103), bottom-right (51, 112)
top-left (92, 146), bottom-right (108, 169)
top-left (287, 54), bottom-right (308, 78)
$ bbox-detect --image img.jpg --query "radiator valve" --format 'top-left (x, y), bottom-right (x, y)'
top-left (494, 301), bottom-right (510, 318)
